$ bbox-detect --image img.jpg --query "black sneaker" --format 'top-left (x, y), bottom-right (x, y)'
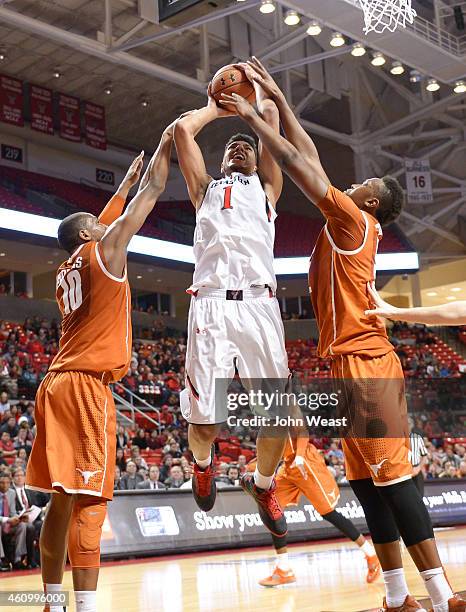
top-left (240, 473), bottom-right (287, 537)
top-left (192, 448), bottom-right (216, 511)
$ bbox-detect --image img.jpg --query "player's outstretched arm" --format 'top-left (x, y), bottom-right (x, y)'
top-left (98, 151), bottom-right (145, 225)
top-left (247, 56), bottom-right (330, 184)
top-left (100, 122), bottom-right (174, 277)
top-left (174, 92), bottom-right (234, 210)
top-left (365, 282), bottom-right (466, 325)
top-left (220, 93), bottom-right (328, 205)
top-left (237, 63), bottom-right (282, 206)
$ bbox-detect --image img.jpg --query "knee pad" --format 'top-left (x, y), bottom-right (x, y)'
top-left (350, 478), bottom-right (400, 544)
top-left (68, 497), bottom-right (107, 568)
top-left (376, 479), bottom-right (434, 547)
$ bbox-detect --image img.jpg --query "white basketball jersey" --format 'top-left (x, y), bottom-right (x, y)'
top-left (188, 172), bottom-right (277, 292)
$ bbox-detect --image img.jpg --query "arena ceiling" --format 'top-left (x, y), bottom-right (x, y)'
top-left (0, 0), bottom-right (465, 265)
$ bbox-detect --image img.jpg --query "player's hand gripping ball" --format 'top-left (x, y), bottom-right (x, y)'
top-left (210, 64), bottom-right (256, 112)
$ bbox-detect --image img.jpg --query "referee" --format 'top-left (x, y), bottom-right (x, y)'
top-left (409, 428), bottom-right (428, 497)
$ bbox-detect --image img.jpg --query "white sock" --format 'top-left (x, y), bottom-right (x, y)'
top-left (383, 568), bottom-right (409, 608)
top-left (360, 540), bottom-right (376, 557)
top-left (420, 568), bottom-right (453, 612)
top-left (44, 584), bottom-right (64, 612)
top-left (276, 551), bottom-right (290, 571)
top-left (254, 467), bottom-right (273, 490)
top-left (75, 590), bottom-right (97, 612)
top-left (194, 454), bottom-right (211, 470)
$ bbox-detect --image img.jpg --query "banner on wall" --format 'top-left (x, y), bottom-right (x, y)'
top-left (58, 93), bottom-right (81, 142)
top-left (101, 480), bottom-right (466, 559)
top-left (84, 102), bottom-right (107, 150)
top-left (30, 85), bottom-right (53, 135)
top-left (0, 75), bottom-right (24, 127)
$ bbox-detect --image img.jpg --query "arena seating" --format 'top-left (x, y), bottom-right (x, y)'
top-left (0, 166), bottom-right (413, 256)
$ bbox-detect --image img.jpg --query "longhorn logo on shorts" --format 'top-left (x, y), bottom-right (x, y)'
top-left (368, 459), bottom-right (388, 477)
top-left (76, 468), bottom-right (102, 485)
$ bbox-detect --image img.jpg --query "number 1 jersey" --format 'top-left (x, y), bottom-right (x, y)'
top-left (49, 241), bottom-right (132, 382)
top-left (188, 172), bottom-right (277, 292)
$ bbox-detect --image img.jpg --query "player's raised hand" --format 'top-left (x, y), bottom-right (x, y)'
top-left (291, 455), bottom-right (307, 480)
top-left (122, 151), bottom-right (145, 189)
top-left (219, 92), bottom-right (256, 121)
top-left (365, 281), bottom-right (399, 318)
top-left (207, 82), bottom-right (236, 118)
top-left (246, 56), bottom-right (284, 102)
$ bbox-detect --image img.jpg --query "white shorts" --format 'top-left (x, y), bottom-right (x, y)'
top-left (181, 287), bottom-right (290, 425)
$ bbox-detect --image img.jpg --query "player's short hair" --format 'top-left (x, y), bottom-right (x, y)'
top-left (57, 212), bottom-right (96, 254)
top-left (225, 133), bottom-right (258, 160)
top-left (376, 176), bottom-right (404, 226)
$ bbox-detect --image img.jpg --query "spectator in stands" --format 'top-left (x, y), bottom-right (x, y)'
top-left (0, 393), bottom-right (9, 415)
top-left (163, 465), bottom-right (185, 489)
top-left (225, 465), bottom-right (240, 486)
top-left (24, 403), bottom-right (35, 428)
top-left (131, 428), bottom-right (148, 450)
top-left (15, 449), bottom-right (28, 471)
top-left (0, 472), bottom-right (28, 570)
top-left (11, 467), bottom-right (47, 568)
top-left (159, 454), bottom-right (173, 482)
top-left (326, 440), bottom-right (344, 462)
top-left (147, 430), bottom-right (163, 450)
top-left (137, 465), bottom-right (166, 490)
top-left (114, 466), bottom-right (122, 491)
top-left (14, 428), bottom-right (32, 453)
top-left (459, 461), bottom-right (466, 478)
top-left (130, 446), bottom-right (148, 469)
top-left (120, 461), bottom-right (143, 490)
top-left (444, 446), bottom-right (461, 469)
top-left (237, 455), bottom-right (247, 474)
top-left (116, 425), bottom-right (128, 450)
top-left (0, 433), bottom-right (16, 459)
top-left (0, 416), bottom-right (18, 438)
top-left (115, 448), bottom-right (127, 474)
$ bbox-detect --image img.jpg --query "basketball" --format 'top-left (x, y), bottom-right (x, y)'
top-left (210, 64), bottom-right (256, 111)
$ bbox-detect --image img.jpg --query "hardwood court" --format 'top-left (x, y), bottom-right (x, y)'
top-left (2, 526), bottom-right (465, 612)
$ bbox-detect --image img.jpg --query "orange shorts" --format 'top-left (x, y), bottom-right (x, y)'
top-left (26, 371), bottom-right (116, 500)
top-left (276, 444), bottom-right (340, 516)
top-left (331, 351), bottom-right (411, 486)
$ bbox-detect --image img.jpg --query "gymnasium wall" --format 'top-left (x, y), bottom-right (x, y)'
top-left (101, 480), bottom-right (466, 559)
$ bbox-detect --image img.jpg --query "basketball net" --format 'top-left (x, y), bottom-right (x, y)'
top-left (358, 0), bottom-right (417, 33)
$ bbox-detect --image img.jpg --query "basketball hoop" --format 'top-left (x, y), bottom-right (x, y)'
top-left (358, 0), bottom-right (417, 33)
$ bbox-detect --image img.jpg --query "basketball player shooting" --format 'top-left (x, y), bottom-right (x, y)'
top-left (220, 58), bottom-right (465, 612)
top-left (25, 122), bottom-right (175, 612)
top-left (174, 71), bottom-right (290, 538)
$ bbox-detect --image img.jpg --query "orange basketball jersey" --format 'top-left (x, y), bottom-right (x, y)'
top-left (49, 241), bottom-right (132, 382)
top-left (309, 186), bottom-right (393, 358)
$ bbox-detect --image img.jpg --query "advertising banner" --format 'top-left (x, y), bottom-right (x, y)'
top-left (102, 480), bottom-right (466, 559)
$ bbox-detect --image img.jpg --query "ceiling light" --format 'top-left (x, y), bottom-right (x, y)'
top-left (390, 60), bottom-right (404, 75)
top-left (0, 252), bottom-right (5, 257)
top-left (260, 0), bottom-right (275, 13)
top-left (371, 52), bottom-right (386, 66)
top-left (53, 68), bottom-right (61, 79)
top-left (141, 99), bottom-right (149, 108)
top-left (330, 32), bottom-right (345, 47)
top-left (156, 279), bottom-right (162, 282)
top-left (451, 287), bottom-right (462, 292)
top-left (281, 287), bottom-right (287, 290)
top-left (306, 20), bottom-right (322, 36)
top-left (410, 69), bottom-right (422, 83)
top-left (136, 275), bottom-right (142, 279)
top-left (426, 291), bottom-right (438, 297)
top-left (47, 260), bottom-right (54, 265)
top-left (446, 296), bottom-right (456, 301)
top-left (426, 78), bottom-right (440, 92)
top-left (351, 43), bottom-right (366, 57)
top-left (104, 84), bottom-right (112, 95)
top-left (0, 48), bottom-right (6, 61)
top-left (284, 10), bottom-right (300, 25)
top-left (454, 80), bottom-right (466, 93)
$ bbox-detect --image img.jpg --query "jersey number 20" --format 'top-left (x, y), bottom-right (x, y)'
top-left (60, 270), bottom-right (83, 314)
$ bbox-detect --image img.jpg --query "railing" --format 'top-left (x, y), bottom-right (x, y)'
top-left (111, 381), bottom-right (162, 433)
